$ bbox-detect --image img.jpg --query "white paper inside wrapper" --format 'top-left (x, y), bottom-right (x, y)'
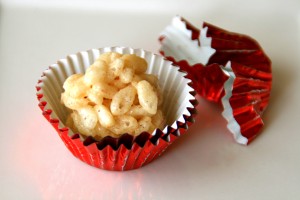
top-left (221, 62), bottom-right (248, 145)
top-left (36, 47), bottom-right (195, 138)
top-left (160, 16), bottom-right (216, 66)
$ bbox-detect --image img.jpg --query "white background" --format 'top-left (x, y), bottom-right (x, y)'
top-left (1, 0), bottom-right (300, 199)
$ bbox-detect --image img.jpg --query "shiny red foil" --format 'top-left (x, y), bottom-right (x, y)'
top-left (36, 83), bottom-right (197, 171)
top-left (160, 17), bottom-right (272, 144)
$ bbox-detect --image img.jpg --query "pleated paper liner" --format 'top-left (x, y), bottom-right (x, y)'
top-left (36, 47), bottom-right (197, 171)
top-left (160, 16), bottom-right (272, 145)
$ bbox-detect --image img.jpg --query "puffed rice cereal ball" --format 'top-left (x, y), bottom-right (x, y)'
top-left (61, 52), bottom-right (165, 139)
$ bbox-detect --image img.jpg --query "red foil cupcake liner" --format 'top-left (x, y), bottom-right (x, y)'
top-left (36, 47), bottom-right (197, 171)
top-left (159, 16), bottom-right (272, 145)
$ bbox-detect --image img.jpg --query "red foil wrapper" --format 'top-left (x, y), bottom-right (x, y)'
top-left (159, 16), bottom-right (272, 145)
top-left (36, 47), bottom-right (197, 171)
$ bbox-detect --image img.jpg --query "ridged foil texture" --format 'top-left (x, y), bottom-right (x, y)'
top-left (36, 47), bottom-right (197, 170)
top-left (160, 16), bottom-right (272, 145)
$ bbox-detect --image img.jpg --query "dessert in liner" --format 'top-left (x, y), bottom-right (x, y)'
top-left (36, 47), bottom-right (197, 170)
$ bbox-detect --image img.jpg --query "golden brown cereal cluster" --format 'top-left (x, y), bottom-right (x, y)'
top-left (61, 52), bottom-right (165, 139)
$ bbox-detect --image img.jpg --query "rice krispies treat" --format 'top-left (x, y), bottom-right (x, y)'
top-left (61, 52), bottom-right (165, 139)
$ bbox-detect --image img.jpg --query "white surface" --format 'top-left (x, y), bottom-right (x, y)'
top-left (1, 0), bottom-right (300, 199)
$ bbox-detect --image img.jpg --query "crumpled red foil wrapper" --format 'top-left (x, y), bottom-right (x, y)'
top-left (159, 16), bottom-right (272, 145)
top-left (36, 47), bottom-right (197, 171)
